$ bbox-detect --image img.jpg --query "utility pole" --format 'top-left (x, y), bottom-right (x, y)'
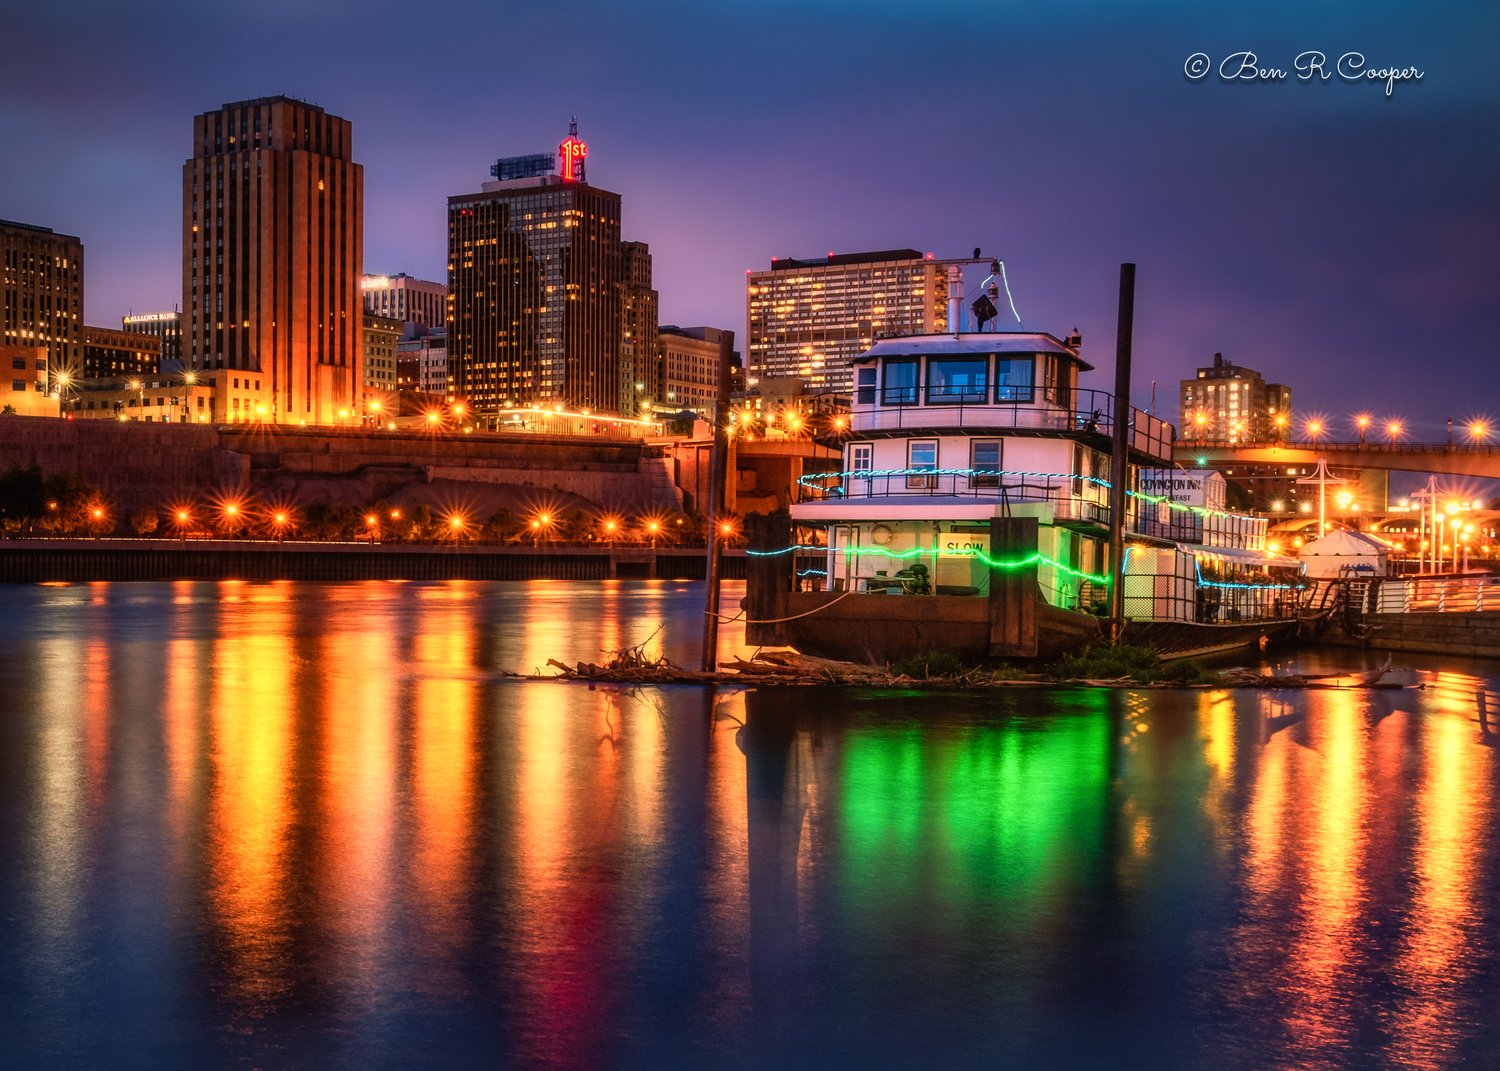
top-left (1106, 264), bottom-right (1134, 641)
top-left (699, 339), bottom-right (732, 671)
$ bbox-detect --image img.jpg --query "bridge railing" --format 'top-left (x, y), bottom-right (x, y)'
top-left (1375, 573), bottom-right (1498, 613)
top-left (1178, 437), bottom-right (1500, 455)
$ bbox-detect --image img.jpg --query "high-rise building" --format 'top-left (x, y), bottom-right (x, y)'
top-left (1179, 352), bottom-right (1292, 443)
top-left (82, 325), bottom-right (159, 379)
top-left (1, 218), bottom-right (83, 385)
top-left (183, 96), bottom-right (363, 425)
top-left (660, 325), bottom-right (734, 419)
top-left (362, 311), bottom-right (402, 392)
top-left (620, 241), bottom-right (660, 416)
top-left (122, 311), bottom-right (182, 369)
top-left (746, 249), bottom-right (947, 392)
top-left (449, 122), bottom-right (649, 419)
top-left (396, 325), bottom-right (447, 395)
top-left (360, 272), bottom-right (447, 329)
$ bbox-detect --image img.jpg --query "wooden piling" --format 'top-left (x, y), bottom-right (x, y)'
top-left (988, 516), bottom-right (1038, 658)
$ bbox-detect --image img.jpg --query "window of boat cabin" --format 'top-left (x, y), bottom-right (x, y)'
top-left (995, 355), bottom-right (1034, 403)
top-left (1072, 443), bottom-right (1107, 498)
top-left (855, 365), bottom-right (877, 405)
top-left (925, 355), bottom-right (988, 404)
top-left (1048, 355), bottom-right (1073, 411)
top-left (970, 439), bottom-right (1002, 488)
top-left (907, 439), bottom-right (938, 488)
top-left (849, 442), bottom-right (874, 492)
top-left (882, 358), bottom-right (919, 405)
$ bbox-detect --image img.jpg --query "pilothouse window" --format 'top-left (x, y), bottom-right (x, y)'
top-left (995, 356), bottom-right (1034, 403)
top-left (882, 358), bottom-right (919, 405)
top-left (926, 357), bottom-right (988, 404)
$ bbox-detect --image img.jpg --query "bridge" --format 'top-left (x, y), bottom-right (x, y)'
top-left (1173, 439), bottom-right (1500, 479)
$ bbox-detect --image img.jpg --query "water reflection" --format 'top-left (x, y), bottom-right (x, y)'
top-left (207, 587), bottom-right (297, 1004)
top-left (1, 581), bottom-right (1498, 1069)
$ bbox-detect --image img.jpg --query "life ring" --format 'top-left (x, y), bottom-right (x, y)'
top-left (870, 523), bottom-right (893, 546)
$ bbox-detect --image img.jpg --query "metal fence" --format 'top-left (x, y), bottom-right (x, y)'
top-left (1375, 573), bottom-right (1498, 613)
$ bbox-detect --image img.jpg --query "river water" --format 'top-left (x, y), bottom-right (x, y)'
top-left (1, 579), bottom-right (1498, 1069)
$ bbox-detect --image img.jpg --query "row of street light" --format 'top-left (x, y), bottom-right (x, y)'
top-left (1187, 411), bottom-right (1491, 444)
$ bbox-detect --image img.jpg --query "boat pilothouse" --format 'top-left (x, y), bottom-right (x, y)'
top-left (793, 328), bottom-right (1177, 611)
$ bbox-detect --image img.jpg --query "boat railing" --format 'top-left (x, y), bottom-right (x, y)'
top-left (1374, 573), bottom-right (1498, 614)
top-left (800, 469), bottom-right (1110, 519)
top-left (850, 387), bottom-right (1174, 460)
top-left (1133, 512), bottom-right (1268, 551)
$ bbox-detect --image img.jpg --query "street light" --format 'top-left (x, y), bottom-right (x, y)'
top-left (1355, 414), bottom-right (1370, 445)
top-left (1306, 419), bottom-right (1323, 443)
top-left (1386, 420), bottom-right (1404, 443)
top-left (1470, 420), bottom-right (1490, 443)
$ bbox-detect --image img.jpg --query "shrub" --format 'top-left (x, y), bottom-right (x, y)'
top-left (889, 649), bottom-right (977, 679)
top-left (1052, 644), bottom-right (1161, 682)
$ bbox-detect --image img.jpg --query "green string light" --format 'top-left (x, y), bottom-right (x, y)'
top-left (748, 543), bottom-right (1109, 585)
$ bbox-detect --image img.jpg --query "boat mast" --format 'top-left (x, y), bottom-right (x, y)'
top-left (1107, 263), bottom-right (1135, 641)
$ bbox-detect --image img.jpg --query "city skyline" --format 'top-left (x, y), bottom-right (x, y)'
top-left (3, 1), bottom-right (1498, 434)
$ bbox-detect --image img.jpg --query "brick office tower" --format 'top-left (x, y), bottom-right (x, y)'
top-left (183, 96), bottom-right (363, 424)
top-left (449, 123), bottom-right (642, 420)
top-left (1, 218), bottom-right (83, 383)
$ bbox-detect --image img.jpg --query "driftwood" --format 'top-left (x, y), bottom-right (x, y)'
top-left (1218, 655), bottom-right (1400, 690)
top-left (523, 645), bottom-right (1410, 691)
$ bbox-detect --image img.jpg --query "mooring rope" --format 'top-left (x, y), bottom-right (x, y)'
top-left (706, 587), bottom-right (857, 625)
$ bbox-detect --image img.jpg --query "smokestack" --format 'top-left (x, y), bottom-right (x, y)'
top-left (947, 265), bottom-right (964, 334)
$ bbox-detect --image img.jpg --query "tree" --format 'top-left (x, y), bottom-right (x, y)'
top-left (482, 508), bottom-right (522, 543)
top-left (0, 464), bottom-right (47, 535)
top-left (557, 508), bottom-right (595, 542)
top-left (129, 508), bottom-right (160, 537)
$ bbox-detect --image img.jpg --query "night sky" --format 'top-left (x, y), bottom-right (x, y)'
top-left (4, 0), bottom-right (1497, 436)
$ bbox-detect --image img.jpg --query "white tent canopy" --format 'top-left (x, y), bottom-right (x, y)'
top-left (1297, 529), bottom-right (1391, 579)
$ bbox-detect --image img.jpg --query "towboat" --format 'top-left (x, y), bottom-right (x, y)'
top-left (744, 325), bottom-right (1301, 663)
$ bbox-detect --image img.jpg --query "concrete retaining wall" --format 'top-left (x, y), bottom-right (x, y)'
top-left (1360, 611), bottom-right (1500, 659)
top-left (0, 416), bottom-right (677, 516)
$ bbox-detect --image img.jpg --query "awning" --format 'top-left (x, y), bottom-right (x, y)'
top-left (1181, 543), bottom-right (1301, 569)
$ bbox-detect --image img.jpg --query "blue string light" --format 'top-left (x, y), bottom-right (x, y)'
top-left (1193, 561), bottom-right (1298, 592)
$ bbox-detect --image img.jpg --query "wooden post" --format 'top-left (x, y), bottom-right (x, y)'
top-left (1106, 263), bottom-right (1135, 643)
top-left (745, 511), bottom-right (792, 647)
top-left (700, 340), bottom-right (732, 670)
top-left (988, 516), bottom-right (1038, 658)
